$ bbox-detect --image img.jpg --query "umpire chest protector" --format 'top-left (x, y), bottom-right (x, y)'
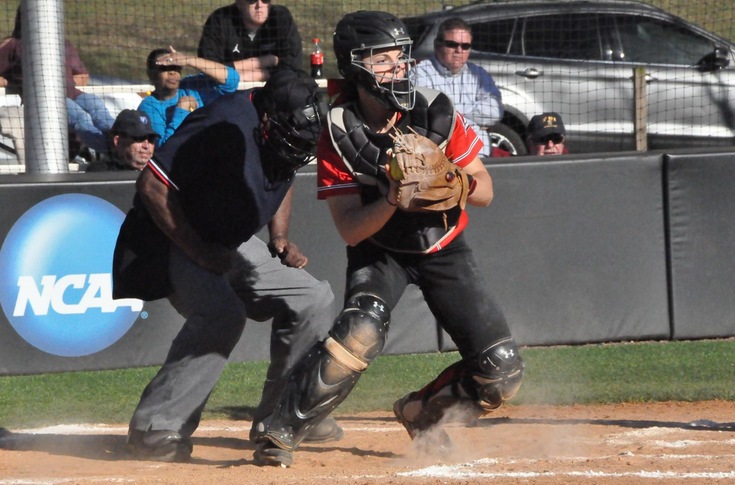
top-left (328, 87), bottom-right (463, 253)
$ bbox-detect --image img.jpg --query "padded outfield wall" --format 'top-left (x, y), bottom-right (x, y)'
top-left (0, 149), bottom-right (734, 375)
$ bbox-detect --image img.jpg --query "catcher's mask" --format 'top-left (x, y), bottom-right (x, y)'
top-left (255, 67), bottom-right (329, 176)
top-left (334, 11), bottom-right (416, 112)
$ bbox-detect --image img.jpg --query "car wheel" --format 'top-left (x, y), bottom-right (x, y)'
top-left (488, 123), bottom-right (527, 156)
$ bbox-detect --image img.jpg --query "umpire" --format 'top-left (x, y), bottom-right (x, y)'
top-left (112, 67), bottom-right (340, 462)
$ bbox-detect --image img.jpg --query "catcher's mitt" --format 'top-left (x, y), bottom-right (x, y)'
top-left (387, 129), bottom-right (470, 212)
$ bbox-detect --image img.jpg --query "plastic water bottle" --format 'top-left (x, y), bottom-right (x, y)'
top-left (310, 38), bottom-right (324, 79)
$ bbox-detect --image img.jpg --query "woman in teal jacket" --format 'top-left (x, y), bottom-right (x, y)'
top-left (139, 46), bottom-right (240, 145)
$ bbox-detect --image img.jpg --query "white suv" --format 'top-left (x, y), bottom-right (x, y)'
top-left (403, 0), bottom-right (735, 155)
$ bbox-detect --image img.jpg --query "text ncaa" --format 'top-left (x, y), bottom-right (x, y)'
top-left (0, 194), bottom-right (142, 357)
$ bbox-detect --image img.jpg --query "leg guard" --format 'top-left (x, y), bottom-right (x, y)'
top-left (394, 337), bottom-right (524, 436)
top-left (474, 337), bottom-right (525, 411)
top-left (260, 293), bottom-right (390, 450)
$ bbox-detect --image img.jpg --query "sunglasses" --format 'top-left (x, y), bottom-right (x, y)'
top-left (152, 65), bottom-right (182, 73)
top-left (440, 40), bottom-right (472, 51)
top-left (533, 134), bottom-right (565, 145)
top-left (125, 135), bottom-right (159, 143)
top-left (246, 0), bottom-right (271, 4)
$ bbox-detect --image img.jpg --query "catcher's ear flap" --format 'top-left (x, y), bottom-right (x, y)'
top-left (466, 173), bottom-right (476, 195)
top-left (456, 167), bottom-right (470, 211)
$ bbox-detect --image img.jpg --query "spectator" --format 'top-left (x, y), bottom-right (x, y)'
top-left (86, 110), bottom-right (159, 172)
top-left (139, 47), bottom-right (240, 146)
top-left (0, 104), bottom-right (24, 167)
top-left (0, 6), bottom-right (114, 158)
top-left (197, 0), bottom-right (302, 82)
top-left (526, 112), bottom-right (568, 156)
top-left (415, 17), bottom-right (504, 158)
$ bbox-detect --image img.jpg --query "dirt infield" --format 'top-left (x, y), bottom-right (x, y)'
top-left (1, 401), bottom-right (734, 484)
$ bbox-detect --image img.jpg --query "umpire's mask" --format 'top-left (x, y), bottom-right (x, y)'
top-left (256, 67), bottom-right (329, 179)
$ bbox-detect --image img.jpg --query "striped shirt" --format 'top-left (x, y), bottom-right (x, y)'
top-left (415, 55), bottom-right (504, 157)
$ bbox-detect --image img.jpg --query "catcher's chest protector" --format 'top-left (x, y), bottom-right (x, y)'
top-left (328, 88), bottom-right (456, 184)
top-left (328, 88), bottom-right (463, 254)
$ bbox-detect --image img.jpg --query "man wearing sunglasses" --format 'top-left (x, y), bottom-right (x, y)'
top-left (198, 0), bottom-right (302, 82)
top-left (416, 17), bottom-right (504, 158)
top-left (114, 67), bottom-right (342, 462)
top-left (86, 110), bottom-right (159, 172)
top-left (526, 112), bottom-right (569, 156)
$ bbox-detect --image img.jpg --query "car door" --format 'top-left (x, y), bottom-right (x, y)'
top-left (607, 13), bottom-right (735, 150)
top-left (472, 13), bottom-right (636, 153)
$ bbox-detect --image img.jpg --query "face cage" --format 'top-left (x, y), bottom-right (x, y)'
top-left (351, 44), bottom-right (417, 111)
top-left (266, 116), bottom-right (319, 168)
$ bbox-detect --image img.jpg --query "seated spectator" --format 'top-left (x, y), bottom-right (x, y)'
top-left (0, 104), bottom-right (24, 166)
top-left (415, 17), bottom-right (503, 158)
top-left (0, 6), bottom-right (114, 159)
top-left (139, 46), bottom-right (240, 145)
top-left (86, 110), bottom-right (159, 172)
top-left (197, 0), bottom-right (302, 82)
top-left (526, 112), bottom-right (569, 156)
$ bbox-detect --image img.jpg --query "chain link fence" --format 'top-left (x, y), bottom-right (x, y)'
top-left (0, 0), bottom-right (734, 171)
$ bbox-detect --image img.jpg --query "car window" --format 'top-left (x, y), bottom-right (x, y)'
top-left (471, 18), bottom-right (518, 54)
top-left (611, 15), bottom-right (715, 65)
top-left (521, 14), bottom-right (602, 60)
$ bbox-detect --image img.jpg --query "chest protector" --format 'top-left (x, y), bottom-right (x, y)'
top-left (328, 88), bottom-right (464, 253)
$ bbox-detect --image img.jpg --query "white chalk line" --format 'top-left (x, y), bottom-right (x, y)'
top-left (606, 425), bottom-right (735, 448)
top-left (400, 468), bottom-right (735, 480)
top-left (0, 423), bottom-right (402, 449)
top-left (0, 479), bottom-right (134, 484)
top-left (4, 422), bottom-right (735, 483)
top-left (0, 423), bottom-right (401, 437)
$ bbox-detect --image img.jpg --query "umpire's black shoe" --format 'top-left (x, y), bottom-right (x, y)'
top-left (127, 429), bottom-right (193, 463)
top-left (250, 416), bottom-right (343, 444)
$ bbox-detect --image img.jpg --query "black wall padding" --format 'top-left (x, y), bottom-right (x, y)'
top-left (666, 149), bottom-right (735, 339)
top-left (440, 154), bottom-right (671, 349)
top-left (4, 147), bottom-right (734, 375)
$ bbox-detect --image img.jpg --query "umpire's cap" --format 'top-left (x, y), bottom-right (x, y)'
top-left (256, 67), bottom-right (329, 169)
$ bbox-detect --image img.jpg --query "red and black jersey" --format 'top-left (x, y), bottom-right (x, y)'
top-left (317, 87), bottom-right (483, 254)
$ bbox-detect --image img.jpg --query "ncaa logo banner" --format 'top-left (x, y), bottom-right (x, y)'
top-left (0, 194), bottom-right (143, 357)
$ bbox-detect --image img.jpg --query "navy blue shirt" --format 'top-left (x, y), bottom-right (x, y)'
top-left (145, 90), bottom-right (292, 249)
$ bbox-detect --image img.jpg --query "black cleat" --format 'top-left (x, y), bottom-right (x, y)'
top-left (250, 416), bottom-right (343, 444)
top-left (393, 394), bottom-right (453, 454)
top-left (254, 438), bottom-right (293, 467)
top-left (302, 416), bottom-right (344, 443)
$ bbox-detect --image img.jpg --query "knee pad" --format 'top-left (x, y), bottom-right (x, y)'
top-left (473, 337), bottom-right (525, 411)
top-left (323, 293), bottom-right (390, 372)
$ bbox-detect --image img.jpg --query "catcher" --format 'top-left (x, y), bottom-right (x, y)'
top-left (254, 10), bottom-right (524, 467)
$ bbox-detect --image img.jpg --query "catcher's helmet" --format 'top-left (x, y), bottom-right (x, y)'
top-left (333, 11), bottom-right (416, 111)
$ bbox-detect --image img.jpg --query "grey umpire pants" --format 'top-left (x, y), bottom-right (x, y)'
top-left (129, 236), bottom-right (335, 437)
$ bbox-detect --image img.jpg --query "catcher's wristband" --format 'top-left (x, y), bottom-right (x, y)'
top-left (467, 174), bottom-right (477, 195)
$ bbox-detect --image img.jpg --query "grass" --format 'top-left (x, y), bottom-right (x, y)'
top-left (1, 338), bottom-right (733, 430)
top-left (0, 1), bottom-right (733, 81)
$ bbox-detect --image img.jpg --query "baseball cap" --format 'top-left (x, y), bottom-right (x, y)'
top-left (527, 112), bottom-right (566, 139)
top-left (111, 110), bottom-right (160, 139)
